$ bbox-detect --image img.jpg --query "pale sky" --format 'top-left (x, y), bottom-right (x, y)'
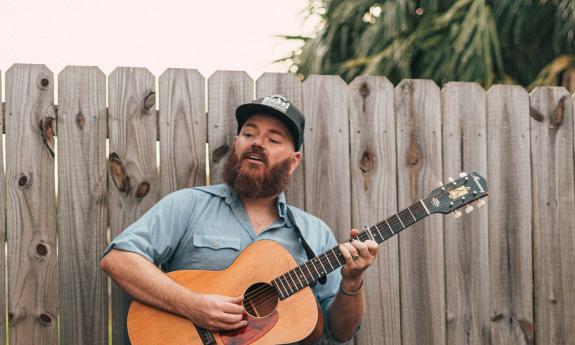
top-left (0, 0), bottom-right (318, 79)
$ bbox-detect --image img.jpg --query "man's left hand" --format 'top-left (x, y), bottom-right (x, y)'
top-left (338, 228), bottom-right (379, 284)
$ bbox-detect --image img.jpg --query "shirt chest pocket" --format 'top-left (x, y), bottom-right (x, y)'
top-left (187, 233), bottom-right (243, 270)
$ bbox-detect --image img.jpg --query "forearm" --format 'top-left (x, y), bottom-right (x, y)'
top-left (100, 249), bottom-right (195, 319)
top-left (328, 277), bottom-right (364, 342)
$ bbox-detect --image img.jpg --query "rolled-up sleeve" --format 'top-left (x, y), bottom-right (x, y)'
top-left (103, 189), bottom-right (193, 266)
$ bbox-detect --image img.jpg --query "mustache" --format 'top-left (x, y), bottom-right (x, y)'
top-left (240, 146), bottom-right (268, 165)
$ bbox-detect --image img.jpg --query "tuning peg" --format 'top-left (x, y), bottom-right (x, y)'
top-left (465, 205), bottom-right (474, 214)
top-left (477, 199), bottom-right (486, 208)
top-left (448, 177), bottom-right (456, 185)
top-left (453, 210), bottom-right (462, 219)
top-left (459, 172), bottom-right (468, 177)
top-left (438, 181), bottom-right (444, 187)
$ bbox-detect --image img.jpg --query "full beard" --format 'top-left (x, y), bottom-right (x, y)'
top-left (222, 144), bottom-right (292, 199)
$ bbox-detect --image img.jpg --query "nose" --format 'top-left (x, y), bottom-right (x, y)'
top-left (251, 135), bottom-right (265, 148)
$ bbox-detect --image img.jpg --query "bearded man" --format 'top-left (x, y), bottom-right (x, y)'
top-left (100, 95), bottom-right (379, 344)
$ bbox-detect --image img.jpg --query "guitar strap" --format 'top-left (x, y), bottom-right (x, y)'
top-left (286, 206), bottom-right (327, 285)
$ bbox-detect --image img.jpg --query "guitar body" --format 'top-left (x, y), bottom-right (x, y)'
top-left (127, 240), bottom-right (319, 345)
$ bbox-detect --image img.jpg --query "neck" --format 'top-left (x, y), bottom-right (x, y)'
top-left (240, 194), bottom-right (278, 212)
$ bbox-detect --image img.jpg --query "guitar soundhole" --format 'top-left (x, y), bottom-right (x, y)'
top-left (243, 282), bottom-right (278, 318)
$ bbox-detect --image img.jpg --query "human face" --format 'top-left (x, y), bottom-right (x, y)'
top-left (234, 114), bottom-right (301, 176)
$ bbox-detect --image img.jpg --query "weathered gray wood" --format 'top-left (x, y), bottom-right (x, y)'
top-left (395, 79), bottom-right (445, 345)
top-left (207, 71), bottom-right (253, 184)
top-left (0, 71), bottom-right (6, 345)
top-left (487, 85), bottom-right (533, 345)
top-left (159, 68), bottom-right (206, 198)
top-left (349, 76), bottom-right (400, 345)
top-left (530, 87), bottom-right (575, 345)
top-left (256, 73), bottom-right (305, 209)
top-left (5, 64), bottom-right (57, 345)
top-left (57, 66), bottom-right (108, 345)
top-left (303, 75), bottom-right (351, 240)
top-left (108, 67), bottom-right (158, 345)
top-left (441, 82), bottom-right (490, 345)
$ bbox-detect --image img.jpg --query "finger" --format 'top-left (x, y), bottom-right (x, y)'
top-left (350, 228), bottom-right (360, 237)
top-left (218, 311), bottom-right (245, 324)
top-left (220, 301), bottom-right (245, 314)
top-left (366, 240), bottom-right (379, 256)
top-left (222, 295), bottom-right (244, 304)
top-left (345, 242), bottom-right (360, 257)
top-left (353, 240), bottom-right (370, 258)
top-left (339, 244), bottom-right (354, 263)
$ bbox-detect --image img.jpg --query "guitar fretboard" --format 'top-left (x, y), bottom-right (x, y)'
top-left (271, 199), bottom-right (432, 300)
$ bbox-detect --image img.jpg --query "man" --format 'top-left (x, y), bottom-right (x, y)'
top-left (100, 95), bottom-right (379, 344)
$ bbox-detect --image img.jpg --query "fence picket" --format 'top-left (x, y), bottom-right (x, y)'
top-left (487, 85), bottom-right (533, 345)
top-left (58, 66), bottom-right (108, 345)
top-left (530, 87), bottom-right (575, 345)
top-left (159, 68), bottom-right (206, 197)
top-left (108, 67), bottom-right (158, 345)
top-left (349, 76), bottom-right (400, 345)
top-left (5, 64), bottom-right (57, 345)
top-left (395, 79), bottom-right (445, 345)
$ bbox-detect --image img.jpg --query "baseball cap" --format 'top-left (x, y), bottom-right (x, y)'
top-left (235, 95), bottom-right (305, 151)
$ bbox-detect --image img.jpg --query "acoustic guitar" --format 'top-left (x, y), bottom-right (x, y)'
top-left (127, 172), bottom-right (488, 345)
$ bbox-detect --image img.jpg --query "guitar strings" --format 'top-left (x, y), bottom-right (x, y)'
top-left (240, 181), bottom-right (478, 307)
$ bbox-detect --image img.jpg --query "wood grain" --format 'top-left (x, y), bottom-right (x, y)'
top-left (58, 66), bottom-right (108, 345)
top-left (159, 68), bottom-right (206, 197)
top-left (302, 75), bottom-right (351, 240)
top-left (441, 82), bottom-right (490, 345)
top-left (530, 87), bottom-right (575, 345)
top-left (395, 79), bottom-right (445, 345)
top-left (487, 85), bottom-right (533, 345)
top-left (256, 73), bottom-right (305, 209)
top-left (108, 67), bottom-right (158, 345)
top-left (207, 71), bottom-right (253, 184)
top-left (349, 76), bottom-right (400, 345)
top-left (5, 64), bottom-right (57, 345)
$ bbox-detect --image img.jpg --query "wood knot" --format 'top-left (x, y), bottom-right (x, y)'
top-left (143, 91), bottom-right (156, 111)
top-left (406, 140), bottom-right (421, 166)
top-left (76, 113), bottom-right (85, 129)
top-left (490, 312), bottom-right (504, 322)
top-left (39, 117), bottom-right (56, 158)
top-left (135, 182), bottom-right (150, 198)
top-left (17, 173), bottom-right (32, 189)
top-left (360, 150), bottom-right (374, 174)
top-left (36, 243), bottom-right (48, 256)
top-left (212, 144), bottom-right (230, 164)
top-left (550, 96), bottom-right (567, 129)
top-left (109, 153), bottom-right (131, 194)
top-left (31, 241), bottom-right (50, 261)
top-left (37, 75), bottom-right (51, 90)
top-left (38, 312), bottom-right (54, 327)
top-left (359, 83), bottom-right (370, 98)
top-left (529, 106), bottom-right (544, 122)
top-left (8, 307), bottom-right (26, 326)
top-left (518, 319), bottom-right (534, 339)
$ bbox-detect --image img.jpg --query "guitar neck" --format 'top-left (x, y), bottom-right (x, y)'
top-left (272, 199), bottom-right (433, 300)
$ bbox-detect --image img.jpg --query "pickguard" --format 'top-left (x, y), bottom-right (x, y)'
top-left (220, 311), bottom-right (279, 345)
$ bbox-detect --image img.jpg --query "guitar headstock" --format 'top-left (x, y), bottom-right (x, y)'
top-left (426, 172), bottom-right (488, 218)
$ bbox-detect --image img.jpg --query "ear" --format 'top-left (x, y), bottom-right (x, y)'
top-left (288, 151), bottom-right (302, 176)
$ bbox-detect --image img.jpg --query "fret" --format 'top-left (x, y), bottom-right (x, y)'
top-left (282, 275), bottom-right (294, 295)
top-left (303, 262), bottom-right (314, 280)
top-left (291, 270), bottom-right (303, 289)
top-left (316, 256), bottom-right (328, 276)
top-left (365, 226), bottom-right (375, 241)
top-left (311, 257), bottom-right (322, 278)
top-left (331, 248), bottom-right (343, 266)
top-left (394, 214), bottom-right (405, 229)
top-left (373, 224), bottom-right (384, 241)
top-left (275, 278), bottom-right (287, 299)
top-left (420, 199), bottom-right (430, 215)
top-left (296, 266), bottom-right (309, 285)
top-left (286, 271), bottom-right (299, 291)
top-left (325, 252), bottom-right (335, 271)
top-left (407, 206), bottom-right (417, 222)
top-left (384, 219), bottom-right (395, 234)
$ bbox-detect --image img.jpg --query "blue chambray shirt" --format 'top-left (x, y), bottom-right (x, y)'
top-left (104, 184), bottom-right (353, 344)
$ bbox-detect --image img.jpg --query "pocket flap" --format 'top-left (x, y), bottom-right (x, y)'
top-left (192, 234), bottom-right (242, 250)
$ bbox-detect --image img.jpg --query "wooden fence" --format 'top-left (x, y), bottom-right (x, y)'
top-left (0, 63), bottom-right (573, 345)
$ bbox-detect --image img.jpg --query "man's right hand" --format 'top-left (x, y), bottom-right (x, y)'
top-left (184, 293), bottom-right (247, 331)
